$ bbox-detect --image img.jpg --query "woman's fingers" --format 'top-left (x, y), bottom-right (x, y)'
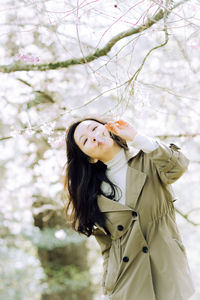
top-left (105, 119), bottom-right (128, 132)
top-left (105, 120), bottom-right (127, 131)
top-left (105, 119), bottom-right (136, 141)
top-left (114, 119), bottom-right (127, 126)
top-left (105, 122), bottom-right (118, 133)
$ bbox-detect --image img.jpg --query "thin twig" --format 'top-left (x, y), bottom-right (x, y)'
top-left (175, 207), bottom-right (200, 226)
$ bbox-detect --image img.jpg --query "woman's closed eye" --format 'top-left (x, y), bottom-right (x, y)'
top-left (83, 126), bottom-right (98, 145)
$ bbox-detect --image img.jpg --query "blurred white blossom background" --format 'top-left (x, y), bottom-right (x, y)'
top-left (0, 0), bottom-right (200, 299)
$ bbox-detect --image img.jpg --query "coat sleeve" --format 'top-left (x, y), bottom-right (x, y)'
top-left (92, 228), bottom-right (112, 295)
top-left (145, 141), bottom-right (190, 185)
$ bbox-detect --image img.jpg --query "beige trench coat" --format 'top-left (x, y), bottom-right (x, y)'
top-left (93, 141), bottom-right (195, 300)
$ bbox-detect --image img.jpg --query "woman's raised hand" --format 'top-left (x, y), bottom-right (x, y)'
top-left (105, 119), bottom-right (138, 142)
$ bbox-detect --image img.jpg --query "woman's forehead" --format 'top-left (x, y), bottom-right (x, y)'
top-left (78, 120), bottom-right (99, 131)
top-left (82, 119), bottom-right (97, 127)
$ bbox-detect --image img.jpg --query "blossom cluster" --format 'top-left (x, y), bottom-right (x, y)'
top-left (15, 52), bottom-right (40, 64)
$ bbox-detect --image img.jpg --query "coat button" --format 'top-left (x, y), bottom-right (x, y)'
top-left (132, 211), bottom-right (137, 217)
top-left (123, 256), bottom-right (129, 262)
top-left (142, 246), bottom-right (148, 253)
top-left (117, 225), bottom-right (124, 231)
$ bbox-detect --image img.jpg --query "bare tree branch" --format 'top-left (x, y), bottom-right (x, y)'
top-left (1, 130), bottom-right (200, 143)
top-left (0, 1), bottom-right (188, 73)
top-left (175, 207), bottom-right (200, 226)
top-left (157, 133), bottom-right (200, 138)
top-left (138, 80), bottom-right (200, 102)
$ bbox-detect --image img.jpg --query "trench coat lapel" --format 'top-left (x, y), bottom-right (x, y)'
top-left (97, 194), bottom-right (132, 212)
top-left (124, 147), bottom-right (147, 208)
top-left (97, 147), bottom-right (147, 212)
top-left (125, 162), bottom-right (147, 209)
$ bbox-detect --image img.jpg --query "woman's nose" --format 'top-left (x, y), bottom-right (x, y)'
top-left (93, 135), bottom-right (100, 142)
top-left (91, 133), bottom-right (100, 142)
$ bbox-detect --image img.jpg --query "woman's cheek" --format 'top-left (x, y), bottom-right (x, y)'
top-left (87, 144), bottom-right (96, 153)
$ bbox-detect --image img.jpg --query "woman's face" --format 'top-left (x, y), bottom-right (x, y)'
top-left (74, 120), bottom-right (121, 163)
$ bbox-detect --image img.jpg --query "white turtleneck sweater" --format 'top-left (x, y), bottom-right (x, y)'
top-left (100, 133), bottom-right (159, 205)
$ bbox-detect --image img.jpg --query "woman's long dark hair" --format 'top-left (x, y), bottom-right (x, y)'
top-left (64, 115), bottom-right (128, 237)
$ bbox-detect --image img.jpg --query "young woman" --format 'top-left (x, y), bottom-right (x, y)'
top-left (64, 116), bottom-right (195, 300)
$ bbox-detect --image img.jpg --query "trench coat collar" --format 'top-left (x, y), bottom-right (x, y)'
top-left (97, 147), bottom-right (147, 212)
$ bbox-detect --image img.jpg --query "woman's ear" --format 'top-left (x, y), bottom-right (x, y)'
top-left (89, 158), bottom-right (98, 164)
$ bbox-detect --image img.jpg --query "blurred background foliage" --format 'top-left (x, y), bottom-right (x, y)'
top-left (0, 0), bottom-right (200, 299)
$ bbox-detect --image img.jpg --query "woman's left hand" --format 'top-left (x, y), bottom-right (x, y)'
top-left (105, 119), bottom-right (138, 142)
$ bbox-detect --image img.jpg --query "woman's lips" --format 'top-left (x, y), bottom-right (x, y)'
top-left (98, 136), bottom-right (107, 145)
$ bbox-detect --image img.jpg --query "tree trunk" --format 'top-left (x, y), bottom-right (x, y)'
top-left (32, 201), bottom-right (94, 300)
